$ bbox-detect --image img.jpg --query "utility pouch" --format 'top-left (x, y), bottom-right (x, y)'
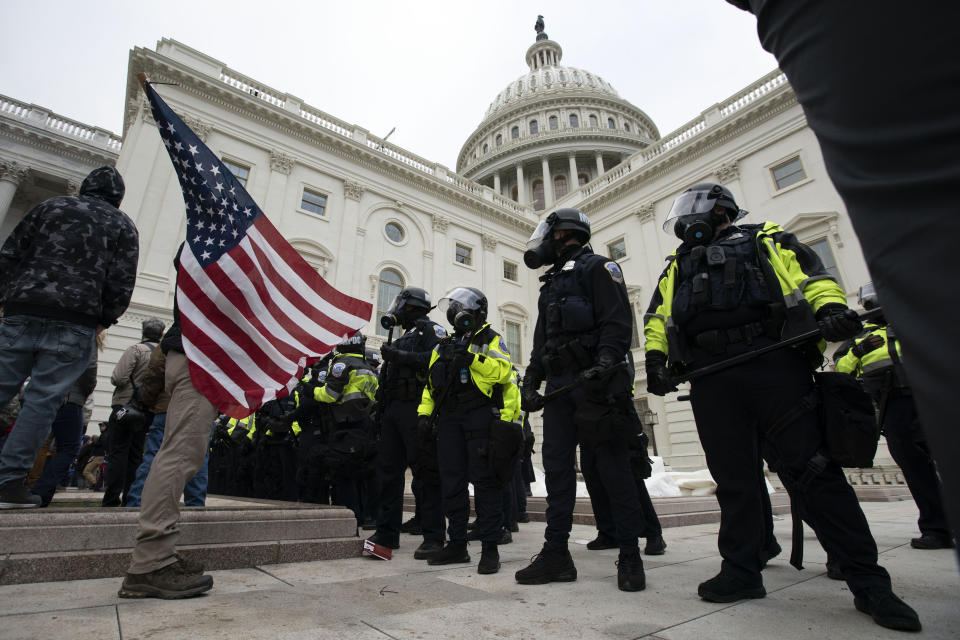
top-left (574, 400), bottom-right (628, 447)
top-left (488, 419), bottom-right (524, 486)
top-left (816, 371), bottom-right (880, 468)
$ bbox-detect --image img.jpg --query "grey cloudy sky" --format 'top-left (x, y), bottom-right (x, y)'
top-left (1, 0), bottom-right (777, 169)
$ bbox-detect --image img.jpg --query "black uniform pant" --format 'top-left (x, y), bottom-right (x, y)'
top-left (375, 400), bottom-right (444, 543)
top-left (587, 463), bottom-right (662, 540)
top-left (102, 408), bottom-right (146, 506)
top-left (297, 426), bottom-right (330, 505)
top-left (749, 0), bottom-right (960, 551)
top-left (883, 393), bottom-right (949, 540)
top-left (254, 439), bottom-right (298, 501)
top-left (542, 373), bottom-right (642, 550)
top-left (689, 348), bottom-right (890, 594)
top-left (436, 404), bottom-right (502, 544)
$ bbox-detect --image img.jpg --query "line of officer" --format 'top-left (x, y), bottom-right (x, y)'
top-left (368, 287), bottom-right (448, 559)
top-left (314, 333), bottom-right (378, 521)
top-left (836, 283), bottom-right (954, 550)
top-left (416, 287), bottom-right (517, 574)
top-left (517, 208), bottom-right (646, 592)
top-left (644, 183), bottom-right (920, 631)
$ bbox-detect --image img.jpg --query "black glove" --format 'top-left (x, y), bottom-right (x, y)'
top-left (453, 349), bottom-right (475, 371)
top-left (580, 354), bottom-right (617, 381)
top-left (851, 334), bottom-right (884, 358)
top-left (816, 303), bottom-right (863, 342)
top-left (645, 350), bottom-right (678, 396)
top-left (269, 417), bottom-right (291, 435)
top-left (521, 376), bottom-right (545, 412)
top-left (417, 415), bottom-right (435, 439)
top-left (379, 344), bottom-right (401, 362)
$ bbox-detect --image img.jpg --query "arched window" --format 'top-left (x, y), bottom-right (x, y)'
top-left (554, 174), bottom-right (568, 199)
top-left (532, 180), bottom-right (545, 211)
top-left (376, 268), bottom-right (404, 338)
top-left (624, 121), bottom-right (631, 132)
top-left (569, 114), bottom-right (579, 128)
top-left (549, 115), bottom-right (558, 130)
top-left (589, 114), bottom-right (598, 128)
top-left (482, 143), bottom-right (488, 153)
top-left (511, 126), bottom-right (520, 139)
top-left (578, 173), bottom-right (589, 187)
top-left (511, 185), bottom-right (519, 202)
top-left (608, 117), bottom-right (615, 129)
top-left (529, 120), bottom-right (539, 134)
top-left (496, 134), bottom-right (503, 146)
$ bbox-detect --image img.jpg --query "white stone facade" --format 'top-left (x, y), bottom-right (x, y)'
top-left (0, 34), bottom-right (895, 471)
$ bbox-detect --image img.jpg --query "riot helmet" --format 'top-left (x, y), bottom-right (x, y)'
top-left (365, 348), bottom-right (382, 370)
top-left (437, 287), bottom-right (488, 335)
top-left (381, 286), bottom-right (432, 330)
top-left (336, 331), bottom-right (366, 355)
top-left (663, 183), bottom-right (747, 246)
top-left (141, 317), bottom-right (165, 341)
top-left (524, 208), bottom-right (591, 269)
top-left (858, 282), bottom-right (880, 310)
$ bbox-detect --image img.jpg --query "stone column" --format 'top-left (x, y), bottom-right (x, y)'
top-left (541, 156), bottom-right (554, 207)
top-left (340, 180), bottom-right (365, 296)
top-left (515, 163), bottom-right (525, 205)
top-left (595, 151), bottom-right (605, 177)
top-left (493, 172), bottom-right (501, 195)
top-left (568, 154), bottom-right (578, 186)
top-left (0, 160), bottom-right (29, 231)
top-left (431, 215), bottom-right (450, 296)
top-left (265, 150), bottom-right (294, 220)
top-left (481, 234), bottom-right (498, 297)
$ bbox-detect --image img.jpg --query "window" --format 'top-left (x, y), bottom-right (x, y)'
top-left (808, 239), bottom-right (843, 289)
top-left (607, 117), bottom-right (615, 129)
top-left (511, 126), bottom-right (520, 139)
top-left (771, 157), bottom-right (806, 189)
top-left (532, 180), bottom-right (545, 211)
top-left (578, 173), bottom-right (589, 187)
top-left (505, 321), bottom-right (522, 364)
top-left (511, 185), bottom-right (518, 202)
top-left (300, 188), bottom-right (327, 216)
top-left (496, 134), bottom-right (503, 147)
top-left (549, 115), bottom-right (558, 130)
top-left (608, 238), bottom-right (627, 260)
top-left (624, 122), bottom-right (631, 132)
top-left (589, 114), bottom-right (598, 128)
top-left (455, 243), bottom-right (473, 266)
top-left (553, 174), bottom-right (568, 199)
top-left (376, 268), bottom-right (404, 337)
top-left (384, 221), bottom-right (404, 243)
top-left (482, 143), bottom-right (488, 153)
top-left (569, 114), bottom-right (579, 128)
top-left (503, 260), bottom-right (518, 282)
top-left (221, 159), bottom-right (250, 187)
top-left (529, 120), bottom-right (539, 135)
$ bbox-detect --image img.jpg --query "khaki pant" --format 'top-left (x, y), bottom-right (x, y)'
top-left (128, 351), bottom-right (217, 574)
top-left (82, 456), bottom-right (104, 486)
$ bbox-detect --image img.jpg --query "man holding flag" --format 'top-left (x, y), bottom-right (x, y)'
top-left (119, 76), bottom-right (371, 599)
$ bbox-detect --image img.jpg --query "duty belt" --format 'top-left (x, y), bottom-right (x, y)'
top-left (693, 321), bottom-right (767, 355)
top-left (441, 387), bottom-right (491, 413)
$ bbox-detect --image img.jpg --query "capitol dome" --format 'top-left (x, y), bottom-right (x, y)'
top-left (457, 23), bottom-right (660, 211)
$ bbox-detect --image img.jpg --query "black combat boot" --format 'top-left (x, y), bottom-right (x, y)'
top-left (413, 539), bottom-right (443, 560)
top-left (498, 527), bottom-right (513, 545)
top-left (617, 548), bottom-right (646, 592)
top-left (759, 538), bottom-right (781, 568)
top-left (697, 572), bottom-right (766, 603)
top-left (910, 534), bottom-right (955, 550)
top-left (427, 541), bottom-right (470, 565)
top-left (644, 535), bottom-right (667, 556)
top-left (400, 516), bottom-right (422, 535)
top-left (478, 542), bottom-right (501, 574)
top-left (854, 587), bottom-right (922, 631)
top-left (586, 532), bottom-right (617, 550)
top-left (515, 546), bottom-right (578, 584)
top-left (367, 532), bottom-right (400, 550)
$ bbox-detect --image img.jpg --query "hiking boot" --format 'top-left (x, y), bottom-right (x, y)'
top-left (400, 516), bottom-right (422, 535)
top-left (515, 546), bottom-right (577, 584)
top-left (427, 541), bottom-right (470, 565)
top-left (172, 555), bottom-right (205, 576)
top-left (617, 549), bottom-right (646, 592)
top-left (367, 532), bottom-right (400, 550)
top-left (697, 573), bottom-right (766, 603)
top-left (910, 534), bottom-right (955, 550)
top-left (0, 480), bottom-right (41, 509)
top-left (118, 563), bottom-right (213, 599)
top-left (586, 533), bottom-right (617, 551)
top-left (498, 528), bottom-right (513, 545)
top-left (759, 539), bottom-right (782, 568)
top-left (478, 542), bottom-right (501, 575)
top-left (854, 587), bottom-right (922, 632)
top-left (413, 539), bottom-right (443, 560)
top-left (644, 535), bottom-right (667, 556)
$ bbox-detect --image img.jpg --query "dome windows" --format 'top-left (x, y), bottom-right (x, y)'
top-left (511, 126), bottom-right (520, 139)
top-left (529, 120), bottom-right (539, 135)
top-left (554, 174), bottom-right (568, 199)
top-left (569, 114), bottom-right (579, 128)
top-left (586, 75), bottom-right (595, 87)
top-left (496, 134), bottom-right (503, 147)
top-left (624, 121), bottom-right (631, 132)
top-left (530, 75), bottom-right (537, 90)
top-left (549, 115), bottom-right (558, 130)
top-left (559, 70), bottom-right (567, 82)
top-left (545, 71), bottom-right (552, 86)
top-left (589, 114), bottom-right (598, 128)
top-left (608, 117), bottom-right (616, 129)
top-left (483, 143), bottom-right (488, 153)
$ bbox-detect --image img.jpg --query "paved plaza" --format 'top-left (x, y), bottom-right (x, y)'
top-left (0, 500), bottom-right (956, 639)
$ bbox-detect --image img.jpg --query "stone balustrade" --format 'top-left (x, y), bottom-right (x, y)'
top-left (0, 94), bottom-right (123, 152)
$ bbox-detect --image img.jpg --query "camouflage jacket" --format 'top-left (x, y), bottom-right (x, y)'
top-left (0, 166), bottom-right (139, 328)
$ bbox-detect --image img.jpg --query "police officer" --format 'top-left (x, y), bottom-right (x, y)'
top-left (368, 287), bottom-right (447, 559)
top-left (516, 208), bottom-right (646, 592)
top-left (253, 397), bottom-right (300, 501)
top-left (417, 287), bottom-right (517, 575)
top-left (644, 183), bottom-right (919, 631)
top-left (836, 283), bottom-right (953, 550)
top-left (315, 333), bottom-right (378, 521)
top-left (281, 360), bottom-right (332, 505)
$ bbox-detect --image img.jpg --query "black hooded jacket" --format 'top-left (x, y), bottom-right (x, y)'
top-left (0, 166), bottom-right (139, 327)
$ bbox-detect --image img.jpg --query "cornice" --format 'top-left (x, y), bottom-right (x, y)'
top-left (0, 122), bottom-right (119, 167)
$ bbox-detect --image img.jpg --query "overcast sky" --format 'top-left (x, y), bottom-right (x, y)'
top-left (1, 0), bottom-right (777, 170)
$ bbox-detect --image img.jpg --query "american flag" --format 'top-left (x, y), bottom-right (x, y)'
top-left (142, 79), bottom-right (372, 418)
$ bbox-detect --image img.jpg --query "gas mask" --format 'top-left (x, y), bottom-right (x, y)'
top-left (446, 304), bottom-right (478, 335)
top-left (673, 210), bottom-right (729, 246)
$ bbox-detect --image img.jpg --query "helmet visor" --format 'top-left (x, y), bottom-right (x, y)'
top-left (525, 220), bottom-right (552, 250)
top-left (662, 191), bottom-right (718, 232)
top-left (437, 287), bottom-right (484, 314)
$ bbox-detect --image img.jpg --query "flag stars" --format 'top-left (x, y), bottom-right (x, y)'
top-left (166, 123), bottom-right (176, 133)
top-left (201, 251), bottom-right (211, 261)
top-left (210, 165), bottom-right (221, 176)
top-left (214, 182), bottom-right (224, 193)
top-left (188, 145), bottom-right (198, 156)
top-left (174, 142), bottom-right (183, 152)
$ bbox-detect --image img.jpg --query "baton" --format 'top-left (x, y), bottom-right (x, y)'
top-left (543, 360), bottom-right (628, 401)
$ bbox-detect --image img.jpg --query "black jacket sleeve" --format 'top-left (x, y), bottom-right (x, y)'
top-left (586, 257), bottom-right (633, 362)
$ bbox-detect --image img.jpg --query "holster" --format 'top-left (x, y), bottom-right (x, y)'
top-left (487, 419), bottom-right (524, 486)
top-left (574, 399), bottom-right (629, 447)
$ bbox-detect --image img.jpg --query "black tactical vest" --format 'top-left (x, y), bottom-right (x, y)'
top-left (541, 255), bottom-right (601, 374)
top-left (379, 320), bottom-right (439, 402)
